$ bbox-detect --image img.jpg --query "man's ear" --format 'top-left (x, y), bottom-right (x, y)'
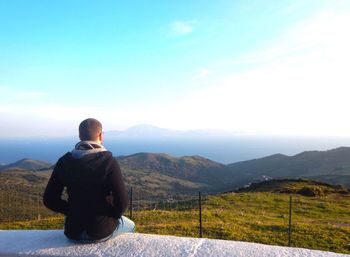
top-left (99, 132), bottom-right (103, 143)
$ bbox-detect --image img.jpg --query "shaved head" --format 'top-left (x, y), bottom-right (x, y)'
top-left (79, 118), bottom-right (102, 141)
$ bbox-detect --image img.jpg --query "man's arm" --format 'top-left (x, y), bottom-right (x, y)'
top-left (107, 159), bottom-right (128, 218)
top-left (43, 160), bottom-right (69, 215)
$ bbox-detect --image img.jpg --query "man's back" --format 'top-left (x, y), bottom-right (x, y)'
top-left (43, 119), bottom-right (129, 242)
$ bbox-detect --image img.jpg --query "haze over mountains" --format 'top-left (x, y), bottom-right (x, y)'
top-left (1, 147), bottom-right (350, 195)
top-left (2, 124), bottom-right (350, 164)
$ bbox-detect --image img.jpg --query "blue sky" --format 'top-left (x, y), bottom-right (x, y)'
top-left (1, 0), bottom-right (350, 137)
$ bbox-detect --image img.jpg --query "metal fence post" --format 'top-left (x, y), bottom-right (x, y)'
top-left (288, 194), bottom-right (292, 247)
top-left (37, 193), bottom-right (41, 220)
top-left (130, 187), bottom-right (133, 220)
top-left (199, 191), bottom-right (203, 238)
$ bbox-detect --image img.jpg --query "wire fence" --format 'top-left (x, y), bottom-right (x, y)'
top-left (126, 188), bottom-right (350, 253)
top-left (126, 189), bottom-right (204, 238)
top-left (0, 186), bottom-right (349, 253)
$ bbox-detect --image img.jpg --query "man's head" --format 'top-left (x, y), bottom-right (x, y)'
top-left (79, 118), bottom-right (103, 143)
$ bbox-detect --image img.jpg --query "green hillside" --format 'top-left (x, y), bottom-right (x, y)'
top-left (0, 175), bottom-right (55, 222)
top-left (117, 153), bottom-right (232, 190)
top-left (227, 147), bottom-right (350, 188)
top-left (118, 152), bottom-right (225, 178)
top-left (0, 170), bottom-right (51, 185)
top-left (236, 179), bottom-right (349, 196)
top-left (121, 167), bottom-right (207, 198)
top-left (0, 158), bottom-right (52, 172)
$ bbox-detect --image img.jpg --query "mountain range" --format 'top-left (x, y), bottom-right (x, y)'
top-left (227, 147), bottom-right (350, 187)
top-left (104, 124), bottom-right (235, 138)
top-left (1, 147), bottom-right (350, 195)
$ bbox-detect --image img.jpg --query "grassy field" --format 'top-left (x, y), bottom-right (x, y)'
top-left (1, 191), bottom-right (349, 254)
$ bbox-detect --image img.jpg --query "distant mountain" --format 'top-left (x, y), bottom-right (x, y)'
top-left (227, 147), bottom-right (350, 187)
top-left (105, 124), bottom-right (235, 138)
top-left (106, 124), bottom-right (175, 138)
top-left (0, 158), bottom-right (53, 172)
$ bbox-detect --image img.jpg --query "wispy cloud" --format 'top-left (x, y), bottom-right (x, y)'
top-left (228, 10), bottom-right (350, 67)
top-left (170, 20), bottom-right (197, 36)
top-left (192, 68), bottom-right (211, 80)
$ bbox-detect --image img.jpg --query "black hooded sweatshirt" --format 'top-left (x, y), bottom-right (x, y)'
top-left (43, 151), bottom-right (128, 240)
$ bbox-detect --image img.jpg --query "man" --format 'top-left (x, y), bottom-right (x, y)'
top-left (43, 118), bottom-right (134, 243)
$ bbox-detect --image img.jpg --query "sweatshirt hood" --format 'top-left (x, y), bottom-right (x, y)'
top-left (71, 141), bottom-right (107, 159)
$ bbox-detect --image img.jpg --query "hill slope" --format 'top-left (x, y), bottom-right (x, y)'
top-left (227, 147), bottom-right (350, 187)
top-left (236, 179), bottom-right (349, 196)
top-left (0, 159), bottom-right (52, 172)
top-left (117, 153), bottom-right (232, 191)
top-left (118, 152), bottom-right (225, 178)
